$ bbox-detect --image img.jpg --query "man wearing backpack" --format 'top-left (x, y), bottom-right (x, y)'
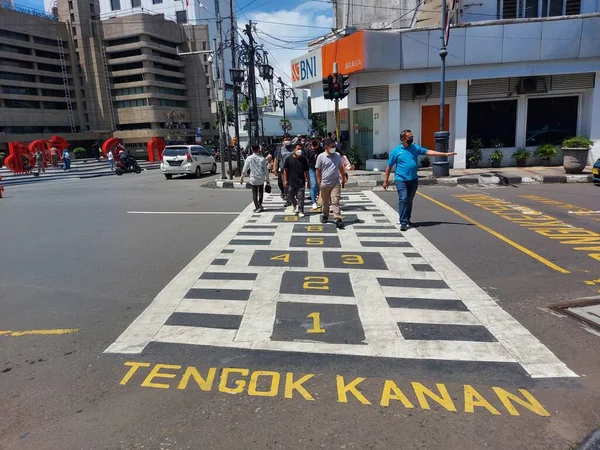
top-left (273, 134), bottom-right (293, 207)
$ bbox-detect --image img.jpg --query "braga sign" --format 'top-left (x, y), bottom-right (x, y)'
top-left (291, 50), bottom-right (322, 88)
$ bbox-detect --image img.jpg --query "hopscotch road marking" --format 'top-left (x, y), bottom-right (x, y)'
top-left (107, 191), bottom-right (577, 379)
top-left (127, 211), bottom-right (242, 215)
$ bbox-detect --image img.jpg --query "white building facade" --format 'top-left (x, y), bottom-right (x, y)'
top-left (292, 1), bottom-right (600, 169)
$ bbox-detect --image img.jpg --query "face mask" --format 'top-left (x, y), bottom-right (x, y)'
top-left (283, 140), bottom-right (291, 146)
top-left (295, 150), bottom-right (303, 156)
top-left (406, 138), bottom-right (414, 145)
top-left (327, 147), bottom-right (336, 154)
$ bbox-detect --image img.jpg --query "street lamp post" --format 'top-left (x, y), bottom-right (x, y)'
top-left (433, 0), bottom-right (451, 177)
top-left (274, 77), bottom-right (297, 138)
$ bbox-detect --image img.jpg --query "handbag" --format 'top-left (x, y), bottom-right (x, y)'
top-left (265, 183), bottom-right (272, 194)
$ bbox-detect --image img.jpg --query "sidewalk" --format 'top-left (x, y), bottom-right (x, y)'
top-left (0, 159), bottom-right (160, 186)
top-left (211, 165), bottom-right (597, 189)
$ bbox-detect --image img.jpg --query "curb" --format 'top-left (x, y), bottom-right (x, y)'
top-left (206, 173), bottom-right (595, 189)
top-left (576, 428), bottom-right (600, 450)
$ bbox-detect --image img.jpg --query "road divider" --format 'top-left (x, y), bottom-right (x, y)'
top-left (119, 361), bottom-right (551, 417)
top-left (455, 194), bottom-right (600, 264)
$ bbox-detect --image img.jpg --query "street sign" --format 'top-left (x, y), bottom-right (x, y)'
top-left (195, 127), bottom-right (202, 144)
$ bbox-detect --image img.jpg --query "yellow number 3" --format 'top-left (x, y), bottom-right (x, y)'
top-left (341, 254), bottom-right (364, 265)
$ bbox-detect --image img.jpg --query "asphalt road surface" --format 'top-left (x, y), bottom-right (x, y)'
top-left (1, 173), bottom-right (599, 449)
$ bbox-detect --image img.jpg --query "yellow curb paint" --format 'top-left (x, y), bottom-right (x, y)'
top-left (0, 328), bottom-right (80, 337)
top-left (417, 192), bottom-right (570, 274)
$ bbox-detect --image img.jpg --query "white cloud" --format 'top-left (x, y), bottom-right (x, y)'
top-left (246, 1), bottom-right (334, 85)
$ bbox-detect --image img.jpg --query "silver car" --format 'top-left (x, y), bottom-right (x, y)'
top-left (161, 145), bottom-right (217, 179)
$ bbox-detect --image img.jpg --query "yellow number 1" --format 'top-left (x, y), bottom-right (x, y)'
top-left (307, 312), bottom-right (325, 334)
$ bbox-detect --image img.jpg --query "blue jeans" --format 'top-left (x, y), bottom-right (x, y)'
top-left (396, 178), bottom-right (419, 225)
top-left (309, 169), bottom-right (319, 204)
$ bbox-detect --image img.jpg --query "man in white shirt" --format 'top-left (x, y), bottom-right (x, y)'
top-left (240, 144), bottom-right (269, 212)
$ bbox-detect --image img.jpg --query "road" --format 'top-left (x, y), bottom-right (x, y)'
top-left (1, 173), bottom-right (599, 449)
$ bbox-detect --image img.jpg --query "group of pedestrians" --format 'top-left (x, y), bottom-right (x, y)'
top-left (241, 134), bottom-right (347, 229)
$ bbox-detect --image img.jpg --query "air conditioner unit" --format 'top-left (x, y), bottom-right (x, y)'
top-left (412, 83), bottom-right (431, 97)
top-left (517, 77), bottom-right (547, 94)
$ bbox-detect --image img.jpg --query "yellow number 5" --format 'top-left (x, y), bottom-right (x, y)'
top-left (341, 254), bottom-right (364, 265)
top-left (306, 238), bottom-right (324, 246)
top-left (303, 276), bottom-right (329, 290)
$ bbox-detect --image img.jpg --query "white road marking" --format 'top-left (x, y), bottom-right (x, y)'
top-left (176, 299), bottom-right (247, 316)
top-left (366, 190), bottom-right (577, 378)
top-left (391, 308), bottom-right (481, 326)
top-left (127, 211), bottom-right (242, 215)
top-left (107, 191), bottom-right (577, 379)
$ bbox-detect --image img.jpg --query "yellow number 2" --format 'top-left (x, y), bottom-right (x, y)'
top-left (303, 276), bottom-right (329, 290)
top-left (341, 254), bottom-right (364, 265)
top-left (307, 312), bottom-right (326, 334)
top-left (306, 238), bottom-right (324, 246)
top-left (270, 253), bottom-right (290, 263)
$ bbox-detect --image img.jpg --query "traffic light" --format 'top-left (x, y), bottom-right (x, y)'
top-left (322, 75), bottom-right (334, 100)
top-left (332, 75), bottom-right (341, 100)
top-left (339, 74), bottom-right (350, 99)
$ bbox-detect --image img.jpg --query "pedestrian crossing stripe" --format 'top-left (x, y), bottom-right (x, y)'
top-left (105, 191), bottom-right (577, 379)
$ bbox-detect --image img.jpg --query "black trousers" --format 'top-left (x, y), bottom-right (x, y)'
top-left (252, 184), bottom-right (264, 209)
top-left (277, 171), bottom-right (287, 198)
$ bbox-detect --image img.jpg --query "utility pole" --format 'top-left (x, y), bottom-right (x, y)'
top-left (229, 0), bottom-right (241, 171)
top-left (245, 22), bottom-right (260, 144)
top-left (333, 62), bottom-right (341, 144)
top-left (215, 0), bottom-right (233, 179)
top-left (212, 38), bottom-right (226, 179)
top-left (433, 0), bottom-right (450, 177)
top-left (278, 77), bottom-right (287, 126)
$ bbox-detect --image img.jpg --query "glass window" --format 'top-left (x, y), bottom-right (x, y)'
top-left (2, 86), bottom-right (37, 95)
top-left (5, 99), bottom-right (39, 108)
top-left (0, 29), bottom-right (29, 42)
top-left (111, 0), bottom-right (120, 10)
top-left (132, 0), bottom-right (141, 6)
top-left (106, 36), bottom-right (140, 46)
top-left (0, 71), bottom-right (35, 82)
top-left (0, 43), bottom-right (30, 55)
top-left (525, 96), bottom-right (578, 146)
top-left (153, 0), bottom-right (162, 4)
top-left (176, 10), bottom-right (187, 24)
top-left (0, 58), bottom-right (33, 69)
top-left (467, 100), bottom-right (517, 148)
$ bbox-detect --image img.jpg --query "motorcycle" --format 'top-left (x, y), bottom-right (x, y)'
top-left (114, 159), bottom-right (142, 175)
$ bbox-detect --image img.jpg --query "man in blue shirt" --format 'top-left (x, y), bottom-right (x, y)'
top-left (383, 129), bottom-right (456, 231)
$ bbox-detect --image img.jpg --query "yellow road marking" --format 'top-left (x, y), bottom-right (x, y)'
top-left (0, 328), bottom-right (79, 337)
top-left (417, 192), bottom-right (571, 274)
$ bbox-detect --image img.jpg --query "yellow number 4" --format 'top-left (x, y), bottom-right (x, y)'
top-left (303, 276), bottom-right (329, 290)
top-left (306, 238), bottom-right (324, 246)
top-left (341, 254), bottom-right (364, 265)
top-left (284, 216), bottom-right (298, 222)
top-left (270, 253), bottom-right (290, 263)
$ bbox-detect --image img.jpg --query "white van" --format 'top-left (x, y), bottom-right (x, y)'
top-left (161, 145), bottom-right (217, 179)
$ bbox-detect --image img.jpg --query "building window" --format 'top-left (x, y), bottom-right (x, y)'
top-left (150, 36), bottom-right (177, 48)
top-left (153, 0), bottom-right (162, 4)
top-left (500, 0), bottom-right (580, 18)
top-left (152, 61), bottom-right (180, 73)
top-left (72, 26), bottom-right (77, 36)
top-left (39, 75), bottom-right (63, 85)
top-left (70, 12), bottom-right (75, 21)
top-left (43, 101), bottom-right (70, 110)
top-left (113, 74), bottom-right (144, 83)
top-left (114, 98), bottom-right (148, 108)
top-left (90, 3), bottom-right (95, 13)
top-left (2, 86), bottom-right (38, 95)
top-left (206, 88), bottom-right (210, 97)
top-left (202, 41), bottom-right (207, 50)
top-left (114, 86), bottom-right (148, 95)
top-left (0, 43), bottom-right (30, 55)
top-left (111, 0), bottom-right (120, 10)
top-left (158, 99), bottom-right (186, 107)
top-left (4, 99), bottom-right (39, 108)
top-left (36, 49), bottom-right (60, 59)
top-left (106, 36), bottom-right (140, 46)
top-left (155, 74), bottom-right (182, 84)
top-left (0, 71), bottom-right (35, 82)
top-left (38, 63), bottom-right (65, 73)
top-left (0, 29), bottom-right (29, 42)
top-left (176, 10), bottom-right (187, 23)
top-left (132, 0), bottom-right (141, 6)
top-left (33, 36), bottom-right (58, 46)
top-left (157, 87), bottom-right (186, 96)
top-left (467, 100), bottom-right (517, 148)
top-left (41, 88), bottom-right (67, 96)
top-left (68, 0), bottom-right (73, 8)
top-left (525, 96), bottom-right (578, 146)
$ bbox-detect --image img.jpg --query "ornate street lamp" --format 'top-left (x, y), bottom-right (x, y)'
top-left (229, 67), bottom-right (245, 86)
top-left (292, 95), bottom-right (298, 106)
top-left (258, 63), bottom-right (274, 81)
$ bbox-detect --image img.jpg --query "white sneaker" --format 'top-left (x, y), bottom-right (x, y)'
top-left (293, 206), bottom-right (298, 213)
top-left (298, 212), bottom-right (305, 218)
top-left (311, 203), bottom-right (318, 210)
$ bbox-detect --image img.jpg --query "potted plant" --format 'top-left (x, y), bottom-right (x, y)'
top-left (535, 144), bottom-right (557, 167)
top-left (467, 137), bottom-right (483, 168)
top-left (562, 136), bottom-right (593, 174)
top-left (73, 147), bottom-right (86, 159)
top-left (421, 155), bottom-right (431, 168)
top-left (0, 152), bottom-right (5, 168)
top-left (489, 149), bottom-right (503, 168)
top-left (348, 146), bottom-right (363, 170)
top-left (512, 148), bottom-right (531, 167)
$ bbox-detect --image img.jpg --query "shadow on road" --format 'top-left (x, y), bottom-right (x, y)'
top-left (412, 221), bottom-right (474, 228)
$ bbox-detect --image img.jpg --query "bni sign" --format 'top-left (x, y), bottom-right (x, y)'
top-left (291, 51), bottom-right (322, 87)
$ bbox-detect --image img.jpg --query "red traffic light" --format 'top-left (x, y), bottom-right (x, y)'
top-left (333, 83), bottom-right (340, 90)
